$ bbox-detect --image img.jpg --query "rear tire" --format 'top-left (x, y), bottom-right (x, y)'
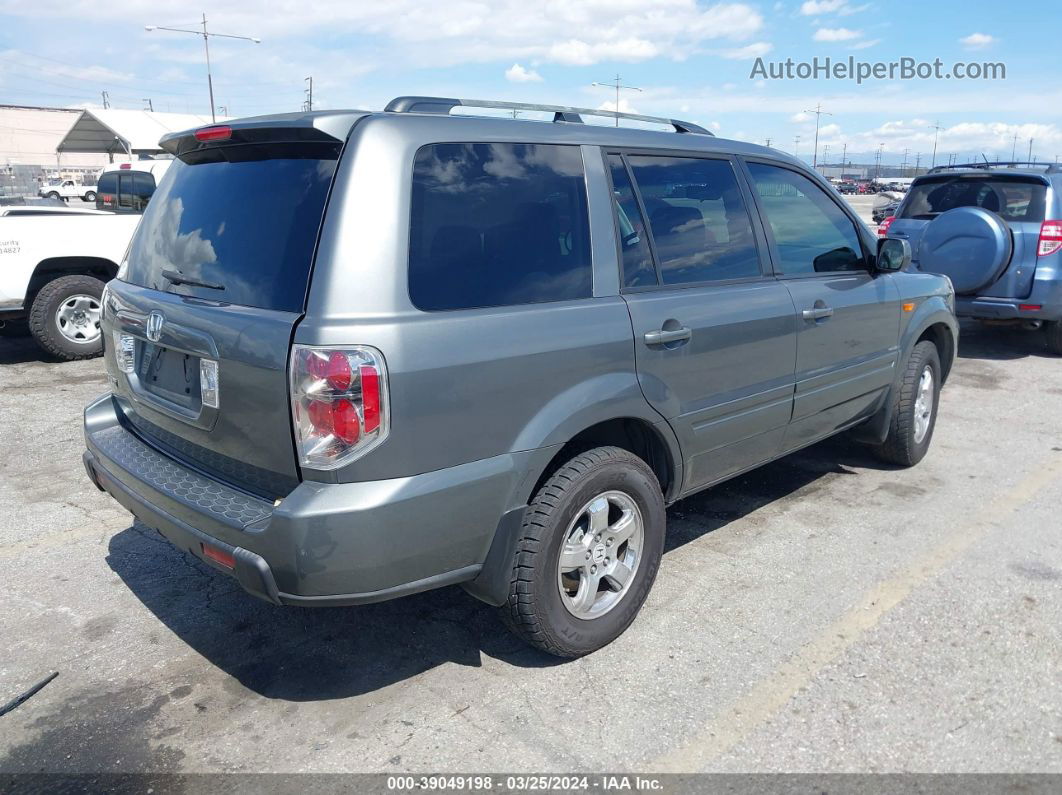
top-left (500, 446), bottom-right (666, 658)
top-left (1045, 321), bottom-right (1062, 355)
top-left (872, 340), bottom-right (941, 467)
top-left (28, 274), bottom-right (105, 360)
top-left (83, 191), bottom-right (96, 202)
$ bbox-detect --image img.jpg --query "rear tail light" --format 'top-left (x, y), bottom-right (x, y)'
top-left (877, 216), bottom-right (895, 237)
top-left (1037, 220), bottom-right (1062, 256)
top-left (290, 345), bottom-right (389, 469)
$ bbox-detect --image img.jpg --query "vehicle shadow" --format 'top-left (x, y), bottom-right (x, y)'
top-left (0, 335), bottom-right (59, 365)
top-left (956, 319), bottom-right (1058, 361)
top-left (106, 434), bottom-right (887, 702)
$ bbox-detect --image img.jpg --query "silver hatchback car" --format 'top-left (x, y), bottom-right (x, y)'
top-left (84, 97), bottom-right (958, 656)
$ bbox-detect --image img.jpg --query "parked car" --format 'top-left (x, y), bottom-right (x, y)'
top-left (38, 178), bottom-right (97, 202)
top-left (885, 161), bottom-right (1062, 353)
top-left (837, 181), bottom-right (859, 194)
top-left (872, 195), bottom-right (903, 224)
top-left (94, 159), bottom-right (173, 214)
top-left (0, 160), bottom-right (170, 358)
top-left (83, 99), bottom-right (958, 657)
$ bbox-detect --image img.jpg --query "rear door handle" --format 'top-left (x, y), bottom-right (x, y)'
top-left (644, 327), bottom-right (692, 345)
top-left (802, 307), bottom-right (834, 321)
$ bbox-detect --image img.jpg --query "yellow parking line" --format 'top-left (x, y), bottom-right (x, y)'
top-left (649, 454), bottom-right (1062, 773)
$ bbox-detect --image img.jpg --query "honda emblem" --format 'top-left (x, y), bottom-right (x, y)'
top-left (146, 311), bottom-right (165, 343)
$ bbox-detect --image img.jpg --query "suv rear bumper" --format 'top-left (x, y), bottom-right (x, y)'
top-left (957, 273), bottom-right (1062, 321)
top-left (84, 393), bottom-right (534, 606)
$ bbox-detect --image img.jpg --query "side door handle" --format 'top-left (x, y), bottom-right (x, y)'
top-left (644, 327), bottom-right (692, 346)
top-left (802, 306), bottom-right (834, 321)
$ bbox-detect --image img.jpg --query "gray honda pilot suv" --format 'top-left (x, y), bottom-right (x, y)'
top-left (83, 97), bottom-right (958, 657)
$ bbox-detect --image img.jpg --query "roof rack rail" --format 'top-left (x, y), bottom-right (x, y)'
top-left (383, 96), bottom-right (713, 135)
top-left (927, 160), bottom-right (1061, 174)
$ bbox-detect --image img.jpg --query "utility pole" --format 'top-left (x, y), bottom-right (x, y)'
top-left (217, 105), bottom-right (228, 116)
top-left (930, 120), bottom-right (942, 167)
top-left (802, 103), bottom-right (832, 168)
top-left (304, 76), bottom-right (313, 111)
top-left (1011, 131), bottom-right (1020, 162)
top-left (1028, 137), bottom-right (1034, 161)
top-left (592, 75), bottom-right (642, 126)
top-left (901, 148), bottom-right (910, 177)
top-left (875, 143), bottom-right (884, 178)
top-left (142, 98), bottom-right (154, 112)
top-left (823, 143), bottom-right (831, 168)
top-left (146, 13), bottom-right (260, 123)
top-left (764, 137), bottom-right (772, 147)
top-left (841, 142), bottom-right (848, 173)
top-left (794, 135), bottom-right (801, 159)
top-left (101, 90), bottom-right (110, 109)
top-left (914, 152), bottom-right (921, 173)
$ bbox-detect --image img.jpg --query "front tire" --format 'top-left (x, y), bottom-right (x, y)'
top-left (872, 340), bottom-right (941, 466)
top-left (500, 446), bottom-right (666, 658)
top-left (28, 275), bottom-right (105, 360)
top-left (83, 191), bottom-right (97, 202)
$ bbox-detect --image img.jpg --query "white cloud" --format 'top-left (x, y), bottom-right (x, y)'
top-left (505, 63), bottom-right (542, 82)
top-left (791, 111), bottom-right (811, 122)
top-left (813, 27), bottom-right (862, 42)
top-left (7, 1), bottom-right (766, 68)
top-left (849, 38), bottom-right (880, 50)
top-left (718, 41), bottom-right (773, 59)
top-left (597, 98), bottom-right (640, 115)
top-left (960, 33), bottom-right (995, 50)
top-left (800, 0), bottom-right (848, 13)
top-left (800, 0), bottom-right (868, 15)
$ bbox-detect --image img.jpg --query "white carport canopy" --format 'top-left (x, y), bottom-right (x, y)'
top-left (56, 109), bottom-right (227, 157)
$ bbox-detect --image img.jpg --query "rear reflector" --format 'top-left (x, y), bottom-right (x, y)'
top-left (1038, 220), bottom-right (1062, 256)
top-left (194, 125), bottom-right (232, 142)
top-left (201, 542), bottom-right (235, 569)
top-left (119, 162), bottom-right (132, 169)
top-left (1019, 304), bottom-right (1042, 312)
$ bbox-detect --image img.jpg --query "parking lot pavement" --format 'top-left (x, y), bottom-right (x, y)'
top-left (1, 322), bottom-right (1060, 775)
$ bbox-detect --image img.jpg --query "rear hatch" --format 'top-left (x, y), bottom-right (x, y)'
top-left (102, 115), bottom-right (358, 500)
top-left (888, 173), bottom-right (1048, 298)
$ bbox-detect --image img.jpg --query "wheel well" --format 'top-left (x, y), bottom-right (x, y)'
top-left (917, 323), bottom-right (955, 382)
top-left (27, 257), bottom-right (117, 307)
top-left (530, 418), bottom-right (675, 502)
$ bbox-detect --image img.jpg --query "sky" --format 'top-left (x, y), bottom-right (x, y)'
top-left (1, 0), bottom-right (1060, 166)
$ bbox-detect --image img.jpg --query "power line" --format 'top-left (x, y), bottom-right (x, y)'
top-left (591, 75), bottom-right (642, 126)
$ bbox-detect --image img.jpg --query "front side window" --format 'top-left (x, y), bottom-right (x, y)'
top-left (606, 154), bottom-right (656, 288)
top-left (747, 162), bottom-right (866, 275)
top-left (626, 155), bottom-right (761, 285)
top-left (409, 143), bottom-right (592, 311)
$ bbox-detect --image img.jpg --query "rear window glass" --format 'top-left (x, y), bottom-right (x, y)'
top-left (122, 155), bottom-right (337, 312)
top-left (408, 143), bottom-right (592, 311)
top-left (900, 176), bottom-right (1046, 222)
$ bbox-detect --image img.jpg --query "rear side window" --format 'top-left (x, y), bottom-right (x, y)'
top-left (122, 154), bottom-right (338, 312)
top-left (626, 155), bottom-right (760, 285)
top-left (408, 143), bottom-right (592, 311)
top-left (131, 172), bottom-right (156, 212)
top-left (747, 162), bottom-right (866, 275)
top-left (900, 176), bottom-right (1047, 223)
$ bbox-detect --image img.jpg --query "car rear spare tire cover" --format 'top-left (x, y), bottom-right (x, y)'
top-left (918, 206), bottom-right (1012, 294)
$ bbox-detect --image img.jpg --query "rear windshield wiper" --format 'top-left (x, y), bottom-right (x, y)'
top-left (161, 269), bottom-right (225, 291)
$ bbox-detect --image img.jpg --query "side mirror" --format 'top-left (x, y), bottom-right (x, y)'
top-left (876, 237), bottom-right (911, 272)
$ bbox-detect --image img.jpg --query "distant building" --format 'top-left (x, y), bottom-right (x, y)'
top-left (1, 104), bottom-right (120, 197)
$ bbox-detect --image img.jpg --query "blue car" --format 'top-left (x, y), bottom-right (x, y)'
top-left (885, 161), bottom-right (1062, 353)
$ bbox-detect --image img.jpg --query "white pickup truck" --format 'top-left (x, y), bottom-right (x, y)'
top-left (2, 159), bottom-right (172, 359)
top-left (37, 179), bottom-right (98, 203)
